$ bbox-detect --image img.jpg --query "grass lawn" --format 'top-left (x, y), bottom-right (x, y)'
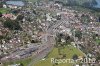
top-left (96, 39), bottom-right (100, 45)
top-left (34, 45), bottom-right (84, 66)
top-left (0, 8), bottom-right (10, 13)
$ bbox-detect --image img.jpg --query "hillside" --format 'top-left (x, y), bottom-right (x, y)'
top-left (7, 0), bottom-right (97, 7)
top-left (54, 0), bottom-right (97, 7)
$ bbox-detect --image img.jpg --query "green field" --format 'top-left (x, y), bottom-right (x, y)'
top-left (96, 39), bottom-right (100, 45)
top-left (0, 8), bottom-right (10, 13)
top-left (3, 45), bottom-right (85, 66)
top-left (34, 45), bottom-right (84, 66)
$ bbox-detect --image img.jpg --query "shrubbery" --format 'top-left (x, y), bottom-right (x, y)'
top-left (3, 19), bottom-right (22, 30)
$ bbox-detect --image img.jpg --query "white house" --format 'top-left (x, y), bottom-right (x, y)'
top-left (3, 4), bottom-right (7, 8)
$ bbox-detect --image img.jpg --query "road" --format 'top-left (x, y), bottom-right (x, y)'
top-left (28, 34), bottom-right (55, 66)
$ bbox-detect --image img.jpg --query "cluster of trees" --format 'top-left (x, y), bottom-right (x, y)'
top-left (55, 33), bottom-right (73, 47)
top-left (96, 55), bottom-right (100, 61)
top-left (17, 15), bottom-right (24, 21)
top-left (19, 63), bottom-right (24, 66)
top-left (75, 30), bottom-right (82, 39)
top-left (11, 9), bottom-right (21, 15)
top-left (0, 35), bottom-right (4, 40)
top-left (3, 19), bottom-right (22, 30)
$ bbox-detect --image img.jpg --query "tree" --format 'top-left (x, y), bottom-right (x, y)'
top-left (0, 12), bottom-right (2, 17)
top-left (33, 9), bottom-right (36, 14)
top-left (65, 35), bottom-right (70, 42)
top-left (96, 56), bottom-right (100, 61)
top-left (75, 30), bottom-right (82, 39)
top-left (3, 19), bottom-right (13, 30)
top-left (56, 33), bottom-right (63, 42)
top-left (20, 63), bottom-right (24, 66)
top-left (17, 15), bottom-right (24, 21)
top-left (72, 54), bottom-right (78, 60)
top-left (0, 35), bottom-right (4, 40)
top-left (12, 9), bottom-right (20, 14)
top-left (56, 15), bottom-right (61, 20)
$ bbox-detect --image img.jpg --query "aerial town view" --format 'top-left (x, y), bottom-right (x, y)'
top-left (0, 0), bottom-right (100, 66)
